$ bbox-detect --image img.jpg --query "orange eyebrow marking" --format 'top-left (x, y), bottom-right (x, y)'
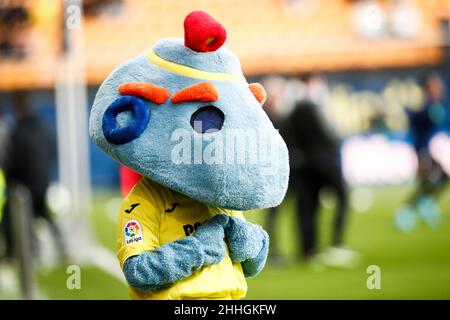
top-left (249, 83), bottom-right (267, 105)
top-left (118, 82), bottom-right (170, 104)
top-left (172, 82), bottom-right (218, 104)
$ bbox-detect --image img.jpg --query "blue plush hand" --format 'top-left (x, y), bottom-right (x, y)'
top-left (224, 216), bottom-right (265, 262)
top-left (193, 214), bottom-right (230, 266)
top-left (224, 216), bottom-right (269, 278)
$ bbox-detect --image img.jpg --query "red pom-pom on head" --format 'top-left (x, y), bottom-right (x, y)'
top-left (184, 11), bottom-right (227, 52)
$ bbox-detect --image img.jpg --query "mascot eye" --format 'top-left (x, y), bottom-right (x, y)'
top-left (190, 106), bottom-right (224, 134)
top-left (102, 96), bottom-right (151, 145)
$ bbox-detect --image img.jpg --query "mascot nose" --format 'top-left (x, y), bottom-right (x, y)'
top-left (190, 106), bottom-right (225, 133)
top-left (102, 96), bottom-right (151, 144)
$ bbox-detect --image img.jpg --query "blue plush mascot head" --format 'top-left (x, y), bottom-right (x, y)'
top-left (89, 11), bottom-right (289, 210)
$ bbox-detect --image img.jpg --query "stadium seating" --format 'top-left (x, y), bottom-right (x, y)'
top-left (0, 0), bottom-right (448, 91)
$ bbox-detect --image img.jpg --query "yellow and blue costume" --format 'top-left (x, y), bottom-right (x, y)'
top-left (117, 177), bottom-right (249, 300)
top-left (89, 11), bottom-right (289, 299)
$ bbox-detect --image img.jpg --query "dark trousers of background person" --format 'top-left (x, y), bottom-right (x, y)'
top-left (0, 187), bottom-right (14, 259)
top-left (31, 189), bottom-right (66, 259)
top-left (0, 185), bottom-right (65, 260)
top-left (266, 206), bottom-right (280, 259)
top-left (292, 161), bottom-right (348, 259)
top-left (408, 150), bottom-right (449, 205)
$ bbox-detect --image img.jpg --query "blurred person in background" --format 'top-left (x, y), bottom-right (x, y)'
top-left (284, 75), bottom-right (359, 269)
top-left (0, 0), bottom-right (31, 59)
top-left (261, 76), bottom-right (290, 264)
top-left (395, 72), bottom-right (449, 232)
top-left (3, 92), bottom-right (65, 261)
top-left (0, 105), bottom-right (10, 255)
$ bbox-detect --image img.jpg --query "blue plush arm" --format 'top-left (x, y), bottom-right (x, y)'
top-left (123, 215), bottom-right (228, 292)
top-left (224, 216), bottom-right (270, 278)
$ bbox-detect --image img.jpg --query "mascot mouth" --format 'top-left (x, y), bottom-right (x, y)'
top-left (190, 106), bottom-right (224, 133)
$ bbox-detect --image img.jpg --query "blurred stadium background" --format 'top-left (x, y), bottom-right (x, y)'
top-left (0, 0), bottom-right (450, 299)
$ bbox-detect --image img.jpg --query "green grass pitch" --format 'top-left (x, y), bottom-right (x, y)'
top-left (33, 184), bottom-right (450, 299)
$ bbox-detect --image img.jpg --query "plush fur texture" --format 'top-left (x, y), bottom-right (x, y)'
top-left (123, 214), bottom-right (268, 292)
top-left (123, 214), bottom-right (228, 292)
top-left (89, 44), bottom-right (289, 210)
top-left (249, 83), bottom-right (267, 105)
top-left (184, 11), bottom-right (227, 52)
top-left (241, 231), bottom-right (269, 278)
top-left (225, 216), bottom-right (269, 278)
top-left (102, 96), bottom-right (151, 145)
top-left (118, 82), bottom-right (170, 104)
top-left (172, 82), bottom-right (218, 104)
top-left (153, 38), bottom-right (243, 75)
top-left (91, 12), bottom-right (284, 297)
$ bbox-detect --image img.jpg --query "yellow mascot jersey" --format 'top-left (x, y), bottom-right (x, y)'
top-left (117, 177), bottom-right (248, 300)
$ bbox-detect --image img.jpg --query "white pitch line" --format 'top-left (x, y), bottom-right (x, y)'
top-left (89, 245), bottom-right (126, 284)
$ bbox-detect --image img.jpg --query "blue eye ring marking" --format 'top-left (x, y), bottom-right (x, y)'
top-left (102, 95), bottom-right (151, 145)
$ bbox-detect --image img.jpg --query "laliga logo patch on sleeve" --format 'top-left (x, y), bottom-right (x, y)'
top-left (124, 219), bottom-right (144, 245)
